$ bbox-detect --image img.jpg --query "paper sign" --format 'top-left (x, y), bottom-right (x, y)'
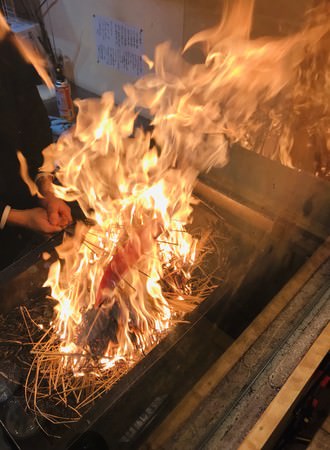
top-left (93, 14), bottom-right (144, 77)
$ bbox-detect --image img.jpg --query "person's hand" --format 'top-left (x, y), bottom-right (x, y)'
top-left (7, 208), bottom-right (63, 234)
top-left (36, 174), bottom-right (72, 227)
top-left (40, 195), bottom-right (72, 228)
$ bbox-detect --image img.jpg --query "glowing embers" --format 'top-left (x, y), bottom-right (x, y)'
top-left (24, 221), bottom-right (216, 423)
top-left (48, 218), bottom-right (202, 358)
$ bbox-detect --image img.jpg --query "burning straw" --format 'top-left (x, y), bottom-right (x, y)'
top-left (23, 227), bottom-right (221, 423)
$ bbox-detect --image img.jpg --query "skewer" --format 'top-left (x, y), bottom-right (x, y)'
top-left (157, 240), bottom-right (179, 245)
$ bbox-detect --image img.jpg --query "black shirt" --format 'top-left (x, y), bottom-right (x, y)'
top-left (0, 32), bottom-right (52, 216)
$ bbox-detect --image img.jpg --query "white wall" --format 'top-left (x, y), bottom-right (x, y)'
top-left (45, 0), bottom-right (184, 101)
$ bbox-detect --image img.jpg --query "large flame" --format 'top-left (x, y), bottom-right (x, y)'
top-left (43, 93), bottom-right (201, 366)
top-left (41, 0), bottom-right (328, 374)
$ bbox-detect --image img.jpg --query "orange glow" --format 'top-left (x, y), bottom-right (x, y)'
top-left (40, 0), bottom-right (328, 375)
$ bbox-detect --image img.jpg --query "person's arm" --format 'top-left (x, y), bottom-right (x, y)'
top-left (6, 207), bottom-right (63, 233)
top-left (1, 194), bottom-right (69, 233)
top-left (18, 85), bottom-right (53, 180)
top-left (1, 31), bottom-right (53, 180)
top-left (1, 198), bottom-right (61, 233)
top-left (37, 174), bottom-right (72, 227)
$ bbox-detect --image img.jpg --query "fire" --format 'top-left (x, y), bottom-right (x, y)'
top-left (42, 0), bottom-right (329, 371)
top-left (21, 0), bottom-right (328, 420)
top-left (40, 87), bottom-right (201, 368)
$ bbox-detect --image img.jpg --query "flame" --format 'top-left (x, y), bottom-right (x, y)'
top-left (0, 11), bottom-right (53, 88)
top-left (40, 0), bottom-right (328, 375)
top-left (277, 1), bottom-right (330, 173)
top-left (16, 151), bottom-right (40, 197)
top-left (0, 10), bottom-right (10, 40)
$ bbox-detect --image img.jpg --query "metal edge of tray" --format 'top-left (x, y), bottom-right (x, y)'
top-left (143, 238), bottom-right (330, 449)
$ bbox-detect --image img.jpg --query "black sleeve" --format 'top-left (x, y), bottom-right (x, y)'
top-left (17, 85), bottom-right (53, 179)
top-left (0, 32), bottom-right (52, 180)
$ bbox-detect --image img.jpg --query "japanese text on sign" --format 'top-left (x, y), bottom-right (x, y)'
top-left (93, 14), bottom-right (144, 77)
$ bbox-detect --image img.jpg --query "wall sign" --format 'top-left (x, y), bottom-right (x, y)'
top-left (93, 14), bottom-right (144, 77)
